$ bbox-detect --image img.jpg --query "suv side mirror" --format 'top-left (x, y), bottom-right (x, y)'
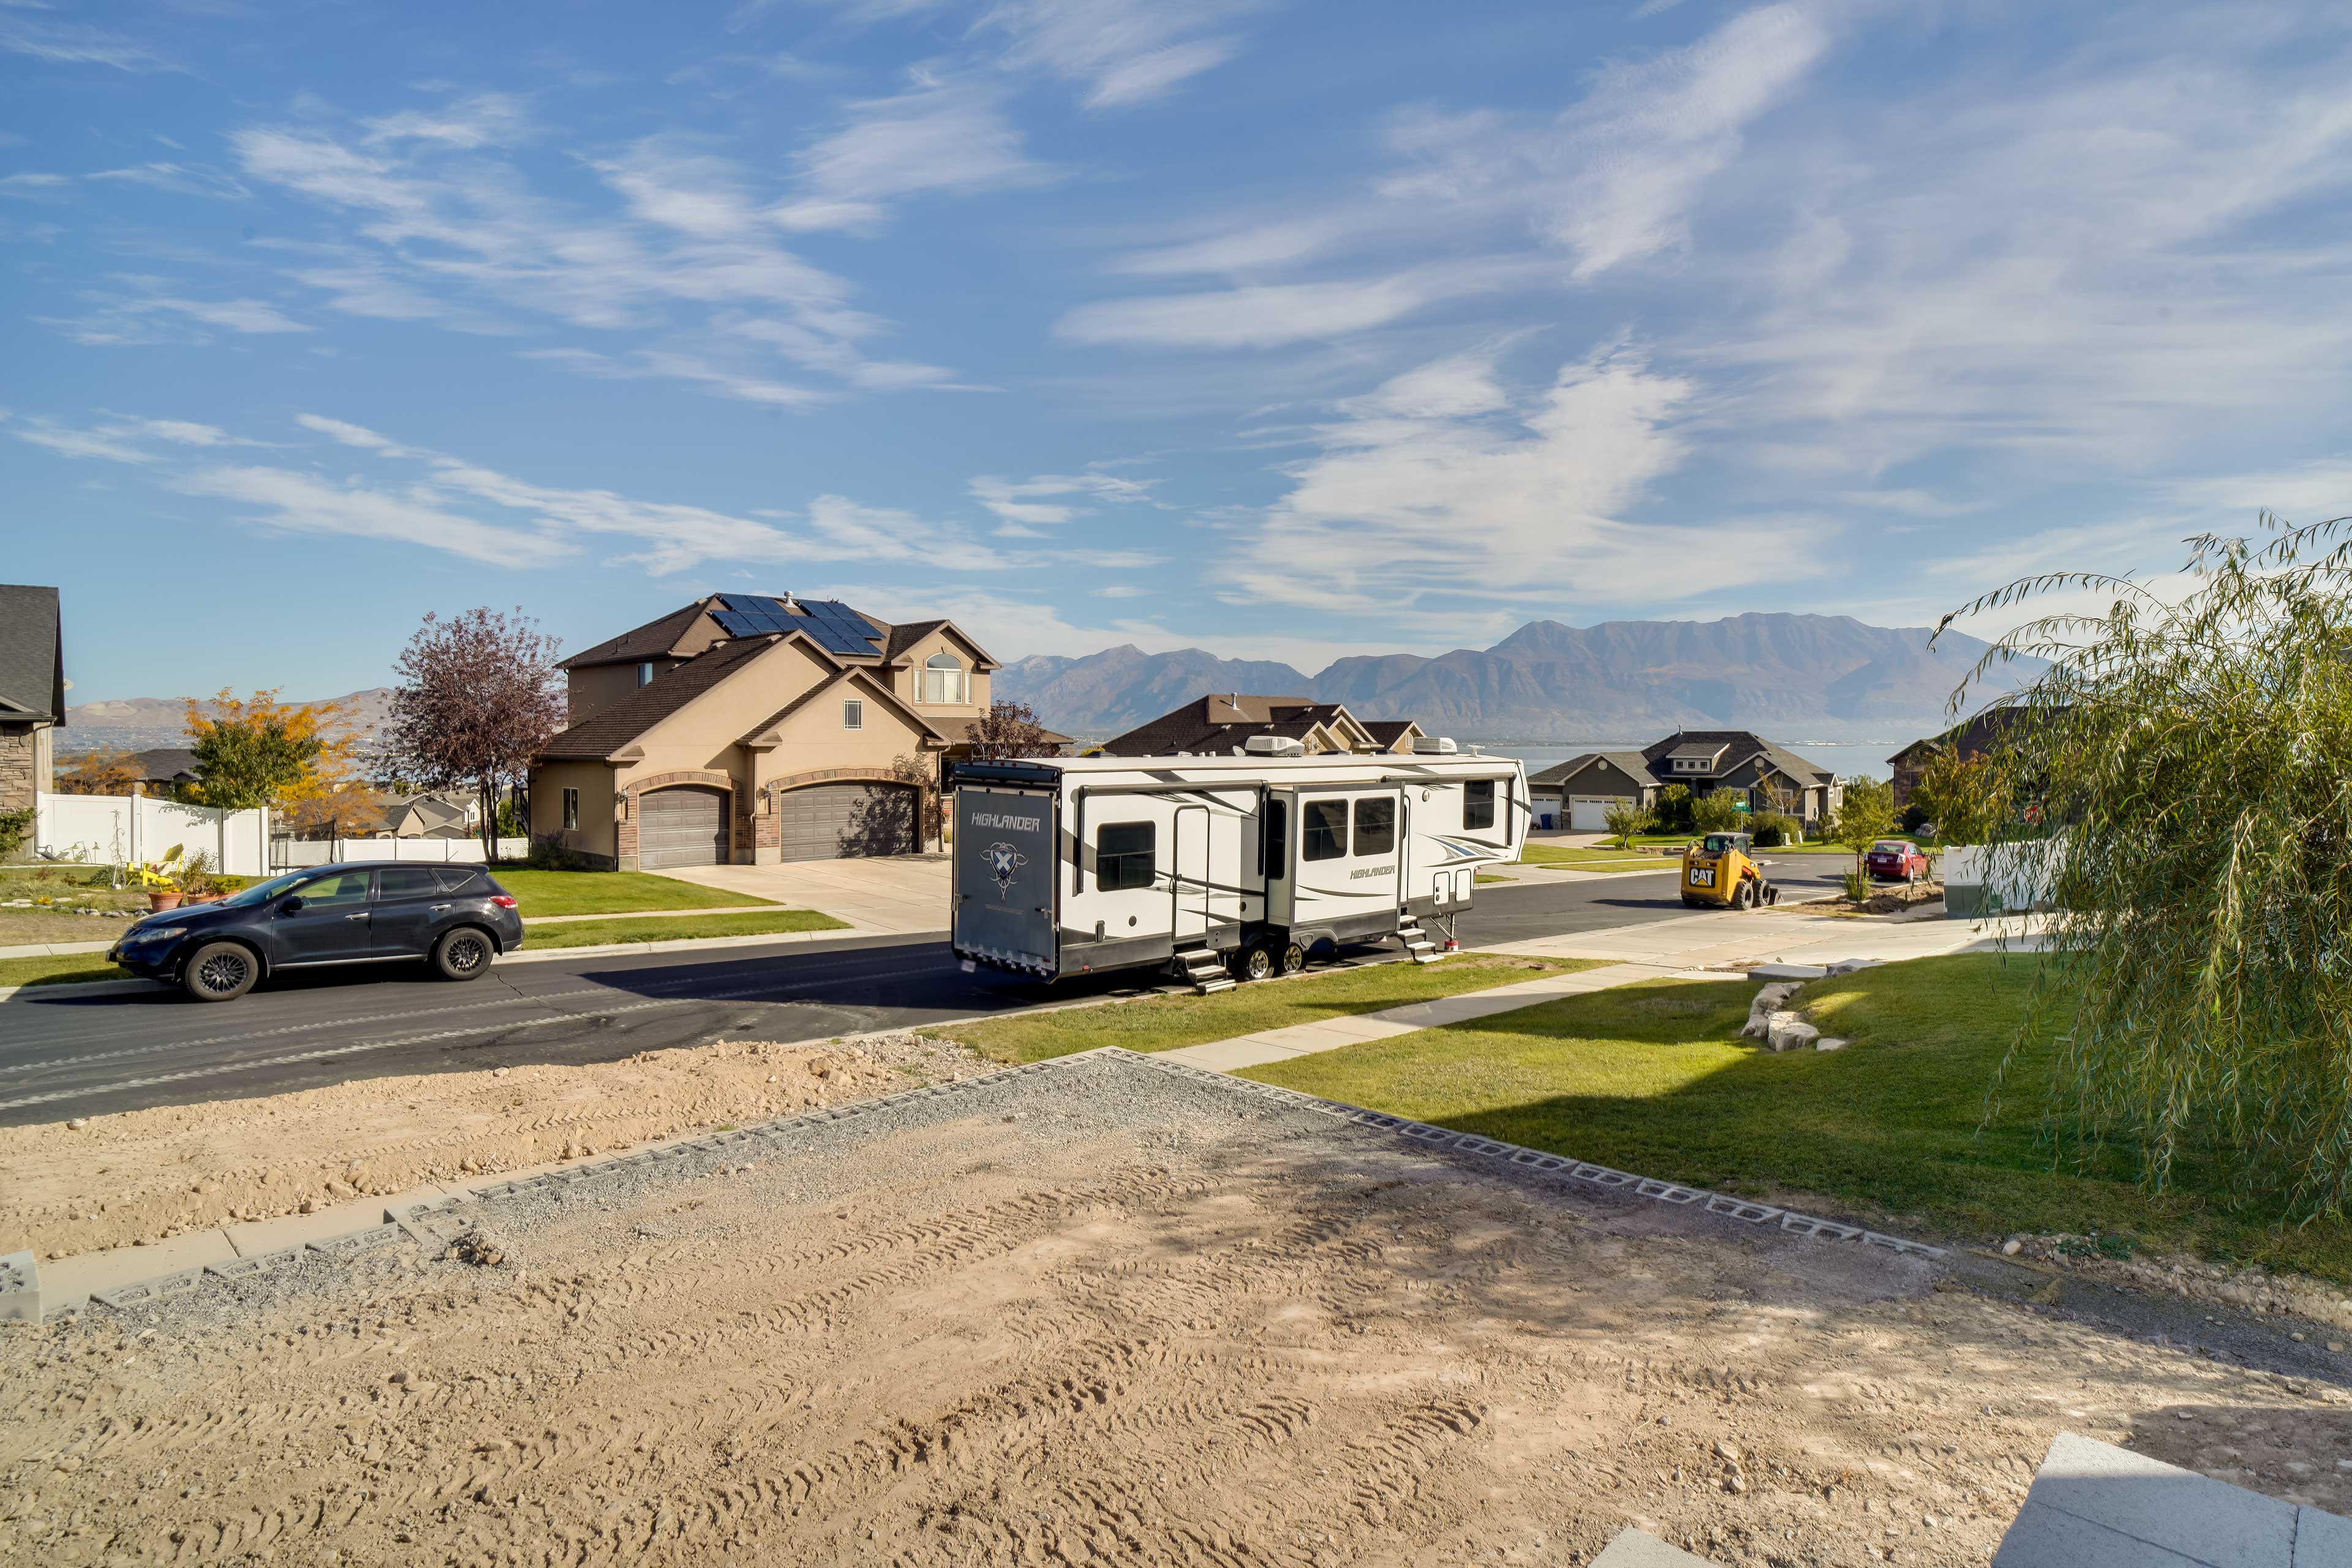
top-left (279, 895), bottom-right (304, 914)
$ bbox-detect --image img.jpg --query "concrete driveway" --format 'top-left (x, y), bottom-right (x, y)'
top-left (658, 855), bottom-right (951, 935)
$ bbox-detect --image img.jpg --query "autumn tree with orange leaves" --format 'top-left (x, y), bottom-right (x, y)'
top-left (183, 690), bottom-right (367, 826)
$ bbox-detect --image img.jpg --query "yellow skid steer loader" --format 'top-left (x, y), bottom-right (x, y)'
top-left (1679, 831), bottom-right (1780, 911)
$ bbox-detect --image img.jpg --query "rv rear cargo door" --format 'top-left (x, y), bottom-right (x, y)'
top-left (954, 787), bottom-right (1058, 974)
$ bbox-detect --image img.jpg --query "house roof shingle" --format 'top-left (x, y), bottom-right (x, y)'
top-left (1642, 729), bottom-right (1834, 785)
top-left (1099, 694), bottom-right (1396, 757)
top-left (1530, 751), bottom-right (1658, 789)
top-left (537, 635), bottom-right (783, 760)
top-left (557, 600), bottom-right (715, 671)
top-left (0, 584), bottom-right (64, 725)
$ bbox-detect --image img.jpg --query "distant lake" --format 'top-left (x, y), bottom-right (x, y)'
top-left (1457, 738), bottom-right (1899, 782)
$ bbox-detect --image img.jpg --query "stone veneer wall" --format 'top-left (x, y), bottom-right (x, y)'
top-left (0, 725), bottom-right (38, 817)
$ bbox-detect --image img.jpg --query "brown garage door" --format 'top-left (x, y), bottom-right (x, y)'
top-left (777, 782), bottom-right (915, 862)
top-left (638, 785), bottom-right (729, 869)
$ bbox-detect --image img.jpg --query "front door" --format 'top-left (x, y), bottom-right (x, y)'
top-left (1171, 804), bottom-right (1213, 945)
top-left (270, 867), bottom-right (377, 965)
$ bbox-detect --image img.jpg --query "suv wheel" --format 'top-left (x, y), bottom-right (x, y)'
top-left (181, 941), bottom-right (258, 1002)
top-left (431, 927), bottom-right (494, 982)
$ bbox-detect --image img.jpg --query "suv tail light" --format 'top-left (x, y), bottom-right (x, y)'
top-left (489, 895), bottom-right (518, 909)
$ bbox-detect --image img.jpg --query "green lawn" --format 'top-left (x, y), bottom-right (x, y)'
top-left (0, 953), bottom-right (135, 989)
top-left (1517, 843), bottom-right (1675, 871)
top-left (929, 954), bottom-right (1600, 1065)
top-left (483, 867), bottom-right (775, 916)
top-left (1238, 953), bottom-right (2352, 1284)
top-left (524, 909), bottom-right (846, 948)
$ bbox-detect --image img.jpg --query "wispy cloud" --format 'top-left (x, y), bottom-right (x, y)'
top-left (980, 0), bottom-right (1253, 110)
top-left (968, 471), bottom-right (1157, 526)
top-left (772, 75), bottom-right (1055, 233)
top-left (225, 106), bottom-right (955, 404)
top-left (11, 414), bottom-right (248, 463)
top-left (35, 280), bottom-right (311, 344)
top-left (1227, 344), bottom-right (1817, 612)
top-left (0, 15), bottom-right (176, 72)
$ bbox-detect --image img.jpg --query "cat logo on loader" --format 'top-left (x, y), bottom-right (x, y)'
top-left (1680, 831), bottom-right (1780, 911)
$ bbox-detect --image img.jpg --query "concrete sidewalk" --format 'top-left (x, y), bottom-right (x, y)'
top-left (1158, 909), bottom-right (2037, 1074)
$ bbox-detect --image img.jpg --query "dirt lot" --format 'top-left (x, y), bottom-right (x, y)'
top-left (5, 1054), bottom-right (2348, 1566)
top-left (1, 1031), bottom-right (990, 1260)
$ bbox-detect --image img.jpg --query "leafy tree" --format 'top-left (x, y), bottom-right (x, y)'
top-left (1939, 510), bottom-right (2352, 1215)
top-left (1690, 789), bottom-right (1743, 834)
top-left (57, 751), bottom-right (143, 797)
top-left (1907, 742), bottom-right (1997, 847)
top-left (963, 701), bottom-right (1057, 762)
top-left (1823, 775), bottom-right (1895, 884)
top-left (184, 690), bottom-right (358, 812)
top-left (888, 752), bottom-right (943, 848)
top-left (1653, 783), bottom-right (1694, 833)
top-left (1601, 799), bottom-right (1651, 850)
top-left (386, 608), bottom-right (566, 862)
top-left (0, 806), bottom-right (31, 861)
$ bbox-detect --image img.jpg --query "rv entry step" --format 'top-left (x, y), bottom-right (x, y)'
top-left (1396, 917), bottom-right (1442, 965)
top-left (1175, 948), bottom-right (1235, 994)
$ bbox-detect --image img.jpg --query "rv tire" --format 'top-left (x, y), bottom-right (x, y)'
top-left (1235, 941), bottom-right (1277, 983)
top-left (1280, 940), bottom-right (1308, 975)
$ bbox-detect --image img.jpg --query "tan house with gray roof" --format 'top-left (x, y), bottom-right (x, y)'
top-left (529, 592), bottom-right (1051, 870)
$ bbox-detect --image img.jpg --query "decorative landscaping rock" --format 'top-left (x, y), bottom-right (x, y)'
top-left (1815, 1036), bottom-right (1849, 1052)
top-left (1741, 981), bottom-right (1803, 1040)
top-left (1766, 1013), bottom-right (1819, 1052)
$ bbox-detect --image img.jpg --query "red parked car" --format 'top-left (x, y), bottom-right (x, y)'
top-left (1864, 839), bottom-right (1931, 883)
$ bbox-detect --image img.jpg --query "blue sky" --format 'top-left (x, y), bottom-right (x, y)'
top-left (6, 1), bottom-right (2351, 704)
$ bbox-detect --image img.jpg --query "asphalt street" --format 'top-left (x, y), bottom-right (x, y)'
top-left (0, 859), bottom-right (1852, 1125)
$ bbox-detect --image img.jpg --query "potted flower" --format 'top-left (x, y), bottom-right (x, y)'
top-left (134, 843), bottom-right (188, 911)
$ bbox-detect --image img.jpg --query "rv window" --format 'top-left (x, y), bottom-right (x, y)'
top-left (1264, 799), bottom-right (1287, 878)
top-left (1353, 796), bottom-right (1396, 856)
top-left (1098, 821), bottom-right (1155, 891)
top-left (1464, 779), bottom-right (1495, 831)
top-left (1302, 800), bottom-right (1347, 861)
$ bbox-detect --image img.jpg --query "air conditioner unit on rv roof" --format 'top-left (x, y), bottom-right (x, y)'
top-left (1243, 735), bottom-right (1306, 756)
top-left (1411, 736), bottom-right (1458, 755)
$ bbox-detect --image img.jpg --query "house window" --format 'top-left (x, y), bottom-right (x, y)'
top-left (1302, 800), bottom-right (1348, 861)
top-left (636, 662), bottom-right (655, 687)
top-left (1097, 821), bottom-right (1155, 891)
top-left (843, 699), bottom-right (864, 730)
top-left (1464, 779), bottom-right (1495, 831)
top-left (562, 787), bottom-right (579, 831)
top-left (921, 652), bottom-right (967, 705)
top-left (1352, 797), bottom-right (1395, 856)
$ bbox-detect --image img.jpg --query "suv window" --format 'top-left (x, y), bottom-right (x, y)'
top-left (434, 867), bottom-right (486, 894)
top-left (1353, 797), bottom-right (1396, 856)
top-left (377, 867), bottom-right (444, 899)
top-left (1097, 821), bottom-right (1155, 891)
top-left (1464, 779), bottom-right (1495, 831)
top-left (1302, 800), bottom-right (1347, 862)
top-left (298, 869), bottom-right (372, 906)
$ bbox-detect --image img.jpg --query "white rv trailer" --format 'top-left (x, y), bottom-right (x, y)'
top-left (947, 741), bottom-right (1530, 990)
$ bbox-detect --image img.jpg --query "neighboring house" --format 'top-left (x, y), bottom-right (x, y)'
top-left (1528, 752), bottom-right (1659, 832)
top-left (130, 747), bottom-right (202, 790)
top-left (382, 790), bottom-right (479, 840)
top-left (1533, 730), bottom-right (1842, 832)
top-left (1097, 694), bottom-right (1421, 757)
top-left (530, 592), bottom-right (1047, 870)
top-left (1887, 707), bottom-right (2049, 811)
top-left (0, 584), bottom-right (64, 821)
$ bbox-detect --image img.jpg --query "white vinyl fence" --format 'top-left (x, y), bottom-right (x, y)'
top-left (270, 835), bottom-right (530, 870)
top-left (35, 792), bottom-right (271, 878)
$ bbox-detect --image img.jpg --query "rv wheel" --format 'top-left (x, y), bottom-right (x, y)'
top-left (1280, 940), bottom-right (1308, 975)
top-left (1237, 942), bottom-right (1277, 983)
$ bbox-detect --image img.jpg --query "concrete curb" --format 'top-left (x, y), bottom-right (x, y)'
top-left (19, 1045), bottom-right (1948, 1325)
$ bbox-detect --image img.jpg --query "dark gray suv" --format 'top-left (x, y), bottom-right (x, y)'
top-left (108, 861), bottom-right (527, 1002)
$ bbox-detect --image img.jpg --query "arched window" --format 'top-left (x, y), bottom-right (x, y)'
top-left (921, 651), bottom-right (967, 704)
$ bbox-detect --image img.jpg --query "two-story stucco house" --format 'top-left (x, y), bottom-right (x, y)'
top-left (529, 592), bottom-right (1045, 870)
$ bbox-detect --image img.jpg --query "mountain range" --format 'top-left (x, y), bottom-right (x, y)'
top-left (998, 614), bottom-right (2029, 742)
top-left (59, 688), bottom-right (396, 755)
